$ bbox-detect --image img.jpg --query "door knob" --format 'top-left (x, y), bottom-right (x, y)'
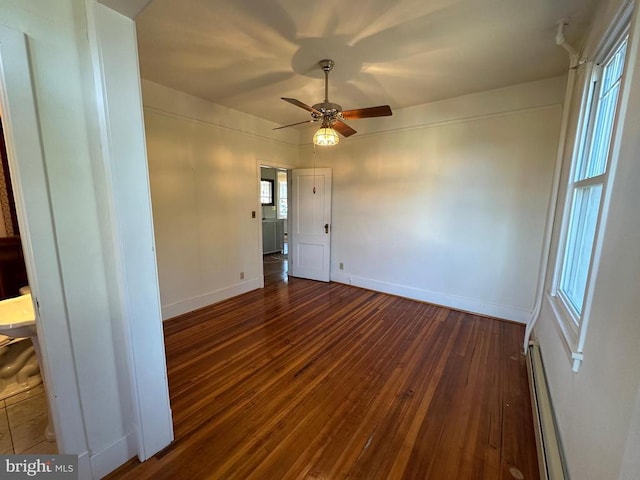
top-left (324, 223), bottom-right (329, 234)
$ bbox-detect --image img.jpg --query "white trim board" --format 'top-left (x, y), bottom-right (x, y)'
top-left (141, 80), bottom-right (300, 146)
top-left (89, 432), bottom-right (138, 480)
top-left (301, 103), bottom-right (564, 147)
top-left (162, 278), bottom-right (261, 320)
top-left (143, 105), bottom-right (299, 147)
top-left (331, 271), bottom-right (531, 323)
top-left (90, 4), bottom-right (174, 462)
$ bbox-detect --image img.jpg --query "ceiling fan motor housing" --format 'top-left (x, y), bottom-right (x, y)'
top-left (311, 102), bottom-right (343, 121)
top-left (319, 59), bottom-right (334, 72)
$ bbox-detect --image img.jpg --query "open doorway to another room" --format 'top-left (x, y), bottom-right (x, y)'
top-left (260, 166), bottom-right (289, 286)
top-left (0, 120), bottom-right (54, 455)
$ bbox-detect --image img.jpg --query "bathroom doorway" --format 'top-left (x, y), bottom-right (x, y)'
top-left (0, 119), bottom-right (54, 454)
top-left (0, 121), bottom-right (27, 299)
top-left (258, 163), bottom-right (291, 287)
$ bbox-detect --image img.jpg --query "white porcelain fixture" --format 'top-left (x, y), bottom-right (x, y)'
top-left (0, 293), bottom-right (53, 441)
top-left (0, 335), bottom-right (42, 400)
top-left (0, 293), bottom-right (36, 338)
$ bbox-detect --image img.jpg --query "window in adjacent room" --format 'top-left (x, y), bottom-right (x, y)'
top-left (549, 20), bottom-right (629, 372)
top-left (260, 179), bottom-right (274, 206)
top-left (277, 170), bottom-right (288, 219)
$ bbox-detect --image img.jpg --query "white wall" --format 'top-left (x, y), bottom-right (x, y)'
top-left (534, 1), bottom-right (640, 479)
top-left (300, 77), bottom-right (564, 322)
top-left (144, 77), bottom-right (564, 324)
top-left (142, 81), bottom-right (300, 319)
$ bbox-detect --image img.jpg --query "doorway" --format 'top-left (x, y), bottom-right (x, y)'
top-left (0, 118), bottom-right (55, 455)
top-left (259, 165), bottom-right (289, 286)
top-left (0, 121), bottom-right (27, 299)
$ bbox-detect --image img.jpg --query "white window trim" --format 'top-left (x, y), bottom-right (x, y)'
top-left (548, 6), bottom-right (632, 372)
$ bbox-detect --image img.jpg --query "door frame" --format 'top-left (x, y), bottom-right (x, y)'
top-left (0, 24), bottom-right (89, 467)
top-left (256, 159), bottom-right (295, 287)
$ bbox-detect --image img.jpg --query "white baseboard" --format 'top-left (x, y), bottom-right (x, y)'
top-left (89, 432), bottom-right (137, 479)
top-left (330, 271), bottom-right (531, 323)
top-left (161, 278), bottom-right (261, 320)
top-left (77, 451), bottom-right (90, 480)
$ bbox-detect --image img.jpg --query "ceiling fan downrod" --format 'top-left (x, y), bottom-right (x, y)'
top-left (319, 59), bottom-right (334, 103)
top-left (312, 59), bottom-right (341, 121)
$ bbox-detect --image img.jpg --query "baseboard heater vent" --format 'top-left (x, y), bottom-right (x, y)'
top-left (526, 342), bottom-right (567, 480)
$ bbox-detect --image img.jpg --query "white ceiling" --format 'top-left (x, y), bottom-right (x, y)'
top-left (135, 0), bottom-right (599, 128)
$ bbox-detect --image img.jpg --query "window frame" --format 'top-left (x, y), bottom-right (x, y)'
top-left (260, 179), bottom-right (274, 206)
top-left (277, 171), bottom-right (288, 219)
top-left (548, 14), bottom-right (631, 372)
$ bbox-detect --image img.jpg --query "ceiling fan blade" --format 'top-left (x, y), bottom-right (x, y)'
top-left (341, 105), bottom-right (392, 120)
top-left (273, 119), bottom-right (318, 130)
top-left (281, 97), bottom-right (322, 116)
top-left (332, 120), bottom-right (357, 137)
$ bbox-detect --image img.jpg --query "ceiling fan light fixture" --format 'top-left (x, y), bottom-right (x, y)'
top-left (313, 126), bottom-right (340, 146)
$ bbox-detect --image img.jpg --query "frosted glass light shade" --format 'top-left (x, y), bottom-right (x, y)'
top-left (313, 127), bottom-right (340, 146)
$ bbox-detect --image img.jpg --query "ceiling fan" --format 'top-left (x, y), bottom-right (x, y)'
top-left (274, 59), bottom-right (392, 145)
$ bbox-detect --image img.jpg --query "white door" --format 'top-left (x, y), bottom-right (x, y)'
top-left (290, 168), bottom-right (332, 281)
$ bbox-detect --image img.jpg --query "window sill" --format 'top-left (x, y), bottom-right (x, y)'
top-left (546, 292), bottom-right (584, 372)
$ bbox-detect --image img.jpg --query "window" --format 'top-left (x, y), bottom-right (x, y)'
top-left (277, 171), bottom-right (288, 219)
top-left (550, 23), bottom-right (629, 371)
top-left (558, 35), bottom-right (627, 320)
top-left (260, 179), bottom-right (274, 205)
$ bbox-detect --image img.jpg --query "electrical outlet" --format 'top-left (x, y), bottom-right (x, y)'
top-left (339, 262), bottom-right (344, 270)
top-left (240, 272), bottom-right (245, 280)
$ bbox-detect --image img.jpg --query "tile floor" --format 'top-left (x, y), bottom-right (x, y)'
top-left (0, 384), bottom-right (56, 454)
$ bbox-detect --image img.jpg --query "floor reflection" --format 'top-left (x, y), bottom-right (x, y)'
top-left (263, 239), bottom-right (288, 286)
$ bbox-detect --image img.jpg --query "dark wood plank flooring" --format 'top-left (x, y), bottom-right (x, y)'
top-left (109, 276), bottom-right (538, 479)
top-left (263, 252), bottom-right (288, 286)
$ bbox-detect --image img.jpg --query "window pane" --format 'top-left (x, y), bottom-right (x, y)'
top-left (260, 180), bottom-right (273, 205)
top-left (277, 171), bottom-right (288, 218)
top-left (576, 37), bottom-right (627, 181)
top-left (278, 181), bottom-right (287, 217)
top-left (585, 82), bottom-right (619, 178)
top-left (560, 185), bottom-right (603, 316)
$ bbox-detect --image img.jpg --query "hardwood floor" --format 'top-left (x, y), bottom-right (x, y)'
top-left (109, 278), bottom-right (538, 479)
top-left (263, 252), bottom-right (288, 286)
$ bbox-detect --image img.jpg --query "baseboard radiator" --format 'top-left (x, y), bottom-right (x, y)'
top-left (526, 342), bottom-right (567, 480)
